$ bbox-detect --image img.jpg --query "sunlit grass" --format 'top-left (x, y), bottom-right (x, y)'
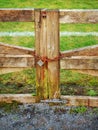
top-left (60, 36), bottom-right (98, 51)
top-left (0, 36), bottom-right (97, 51)
top-left (60, 24), bottom-right (98, 32)
top-left (0, 22), bottom-right (34, 32)
top-left (0, 0), bottom-right (98, 9)
top-left (0, 22), bottom-right (98, 32)
top-left (0, 36), bottom-right (35, 48)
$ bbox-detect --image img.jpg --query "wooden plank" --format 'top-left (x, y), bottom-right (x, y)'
top-left (60, 56), bottom-right (98, 70)
top-left (61, 45), bottom-right (98, 75)
top-left (47, 10), bottom-right (60, 99)
top-left (89, 97), bottom-right (98, 107)
top-left (0, 94), bottom-right (98, 107)
top-left (0, 43), bottom-right (35, 74)
top-left (61, 96), bottom-right (98, 107)
top-left (0, 9), bottom-right (97, 23)
top-left (0, 94), bottom-right (36, 103)
top-left (0, 9), bottom-right (34, 22)
top-left (0, 68), bottom-right (29, 75)
top-left (35, 9), bottom-right (42, 101)
top-left (0, 55), bottom-right (35, 68)
top-left (60, 9), bottom-right (98, 23)
top-left (61, 45), bottom-right (98, 57)
top-left (0, 42), bottom-right (35, 55)
top-left (35, 9), bottom-right (48, 101)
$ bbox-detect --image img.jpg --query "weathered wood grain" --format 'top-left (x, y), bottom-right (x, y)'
top-left (61, 45), bottom-right (98, 76)
top-left (35, 9), bottom-right (60, 100)
top-left (61, 56), bottom-right (98, 70)
top-left (0, 9), bottom-right (97, 23)
top-left (60, 9), bottom-right (98, 23)
top-left (0, 43), bottom-right (35, 74)
top-left (0, 94), bottom-right (36, 103)
top-left (35, 9), bottom-right (49, 101)
top-left (0, 9), bottom-right (34, 22)
top-left (0, 42), bottom-right (35, 55)
top-left (47, 10), bottom-right (60, 99)
top-left (61, 45), bottom-right (98, 57)
top-left (0, 94), bottom-right (98, 107)
top-left (0, 55), bottom-right (35, 68)
top-left (61, 96), bottom-right (98, 107)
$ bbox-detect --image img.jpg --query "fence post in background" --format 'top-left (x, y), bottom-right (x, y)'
top-left (34, 9), bottom-right (60, 101)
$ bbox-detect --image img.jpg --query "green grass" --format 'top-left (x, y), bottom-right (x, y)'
top-left (0, 36), bottom-right (35, 48)
top-left (0, 22), bottom-right (34, 32)
top-left (87, 90), bottom-right (97, 96)
top-left (0, 23), bottom-right (98, 32)
top-left (0, 101), bottom-right (22, 112)
top-left (70, 106), bottom-right (87, 114)
top-left (0, 69), bottom-right (98, 95)
top-left (60, 24), bottom-right (98, 32)
top-left (60, 36), bottom-right (98, 51)
top-left (0, 69), bottom-right (36, 94)
top-left (60, 70), bottom-right (98, 95)
top-left (0, 36), bottom-right (97, 51)
top-left (0, 0), bottom-right (98, 9)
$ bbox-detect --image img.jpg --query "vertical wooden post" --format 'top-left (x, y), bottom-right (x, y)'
top-left (35, 9), bottom-right (48, 101)
top-left (34, 9), bottom-right (60, 101)
top-left (47, 10), bottom-right (60, 99)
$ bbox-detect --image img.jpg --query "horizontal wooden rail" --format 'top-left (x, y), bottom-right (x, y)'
top-left (0, 43), bottom-right (98, 76)
top-left (0, 9), bottom-right (98, 23)
top-left (0, 54), bottom-right (35, 68)
top-left (61, 95), bottom-right (98, 107)
top-left (0, 94), bottom-right (98, 107)
top-left (61, 56), bottom-right (98, 70)
top-left (0, 9), bottom-right (34, 22)
top-left (0, 94), bottom-right (36, 103)
top-left (1, 55), bottom-right (98, 70)
top-left (60, 9), bottom-right (98, 23)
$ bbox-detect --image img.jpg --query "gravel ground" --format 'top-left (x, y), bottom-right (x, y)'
top-left (0, 103), bottom-right (98, 130)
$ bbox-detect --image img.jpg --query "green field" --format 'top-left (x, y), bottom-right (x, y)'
top-left (0, 36), bottom-right (98, 51)
top-left (0, 0), bottom-right (98, 96)
top-left (0, 0), bottom-right (98, 9)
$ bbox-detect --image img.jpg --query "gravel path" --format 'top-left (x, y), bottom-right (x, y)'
top-left (0, 103), bottom-right (98, 130)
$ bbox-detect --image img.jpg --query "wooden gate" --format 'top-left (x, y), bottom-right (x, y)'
top-left (0, 9), bottom-right (98, 102)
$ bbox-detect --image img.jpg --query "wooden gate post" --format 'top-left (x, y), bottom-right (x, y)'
top-left (34, 9), bottom-right (60, 101)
